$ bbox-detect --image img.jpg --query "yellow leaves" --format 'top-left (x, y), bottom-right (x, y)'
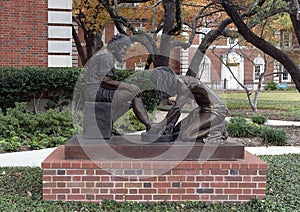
top-left (73, 0), bottom-right (111, 31)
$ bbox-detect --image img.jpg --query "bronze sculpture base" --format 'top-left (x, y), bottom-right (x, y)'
top-left (65, 134), bottom-right (244, 161)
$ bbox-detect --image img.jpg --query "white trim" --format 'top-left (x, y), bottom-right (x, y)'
top-left (48, 56), bottom-right (72, 67)
top-left (48, 0), bottom-right (72, 9)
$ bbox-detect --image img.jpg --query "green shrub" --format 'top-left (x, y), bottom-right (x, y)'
top-left (251, 114), bottom-right (268, 125)
top-left (227, 116), bottom-right (288, 146)
top-left (114, 109), bottom-right (155, 132)
top-left (259, 126), bottom-right (287, 145)
top-left (264, 80), bottom-right (277, 90)
top-left (0, 103), bottom-right (74, 152)
top-left (0, 67), bottom-right (83, 112)
top-left (227, 117), bottom-right (260, 137)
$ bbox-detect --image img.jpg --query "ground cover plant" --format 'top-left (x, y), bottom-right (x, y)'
top-left (0, 154), bottom-right (299, 211)
top-left (0, 103), bottom-right (74, 152)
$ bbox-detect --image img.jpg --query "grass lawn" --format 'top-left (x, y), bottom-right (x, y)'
top-left (0, 154), bottom-right (299, 211)
top-left (218, 89), bottom-right (300, 120)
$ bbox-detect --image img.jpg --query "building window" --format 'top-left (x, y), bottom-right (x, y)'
top-left (273, 60), bottom-right (280, 81)
top-left (197, 56), bottom-right (211, 82)
top-left (253, 55), bottom-right (265, 82)
top-left (254, 65), bottom-right (262, 81)
top-left (282, 67), bottom-right (291, 82)
top-left (282, 31), bottom-right (292, 47)
top-left (199, 28), bottom-right (211, 44)
top-left (115, 62), bottom-right (126, 70)
top-left (227, 37), bottom-right (238, 47)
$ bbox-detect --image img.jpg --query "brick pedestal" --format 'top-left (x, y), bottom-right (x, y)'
top-left (42, 145), bottom-right (268, 204)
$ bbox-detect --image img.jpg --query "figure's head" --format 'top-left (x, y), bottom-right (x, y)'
top-left (151, 66), bottom-right (178, 97)
top-left (107, 34), bottom-right (131, 62)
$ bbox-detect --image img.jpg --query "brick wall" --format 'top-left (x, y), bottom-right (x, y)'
top-left (43, 146), bottom-right (268, 204)
top-left (0, 0), bottom-right (48, 67)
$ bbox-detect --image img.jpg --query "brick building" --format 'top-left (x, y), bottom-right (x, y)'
top-left (0, 0), bottom-right (73, 68)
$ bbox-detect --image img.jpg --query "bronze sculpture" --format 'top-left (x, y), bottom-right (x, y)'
top-left (144, 66), bottom-right (228, 144)
top-left (83, 34), bottom-right (151, 136)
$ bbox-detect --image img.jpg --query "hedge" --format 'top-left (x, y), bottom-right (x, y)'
top-left (0, 67), bottom-right (84, 112)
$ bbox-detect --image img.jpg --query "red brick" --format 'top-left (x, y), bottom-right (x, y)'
top-left (153, 182), bottom-right (171, 188)
top-left (243, 189), bottom-right (252, 194)
top-left (52, 176), bottom-right (71, 181)
top-left (211, 169), bottom-right (228, 175)
top-left (82, 176), bottom-right (100, 181)
top-left (129, 189), bottom-right (137, 194)
top-left (225, 189), bottom-right (243, 194)
top-left (239, 183), bottom-right (257, 188)
top-left (72, 176), bottom-right (82, 181)
top-left (42, 162), bottom-right (51, 169)
top-left (52, 189), bottom-right (70, 194)
top-left (201, 169), bottom-right (210, 175)
top-left (182, 195), bottom-right (200, 200)
top-left (61, 162), bottom-right (71, 169)
top-left (210, 195), bottom-right (229, 200)
top-left (86, 194), bottom-right (95, 200)
top-left (258, 183), bottom-right (267, 188)
top-left (86, 170), bottom-right (95, 175)
top-left (215, 189), bottom-right (224, 194)
top-left (57, 195), bottom-right (66, 200)
top-left (224, 176), bottom-right (243, 182)
top-left (238, 195), bottom-right (256, 200)
top-left (239, 169), bottom-right (258, 175)
top-left (52, 163), bottom-right (62, 169)
top-left (96, 194), bottom-right (114, 200)
top-left (57, 182), bottom-right (66, 188)
top-left (168, 176), bottom-right (185, 181)
top-left (72, 188), bottom-right (80, 194)
top-left (168, 188), bottom-right (185, 194)
top-left (181, 182), bottom-right (199, 187)
top-left (112, 189), bottom-right (128, 194)
top-left (96, 182), bottom-right (113, 187)
top-left (71, 162), bottom-right (82, 169)
top-left (139, 189), bottom-right (157, 194)
top-left (153, 195), bottom-right (171, 201)
top-left (126, 195), bottom-right (143, 200)
top-left (67, 195), bottom-right (86, 200)
top-left (253, 189), bottom-right (266, 194)
top-left (67, 182), bottom-right (84, 188)
top-left (43, 170), bottom-right (56, 175)
top-left (158, 188), bottom-right (167, 194)
top-left (43, 183), bottom-right (56, 188)
top-left (81, 188), bottom-right (99, 194)
top-left (82, 162), bottom-right (92, 169)
top-left (43, 195), bottom-right (56, 200)
top-left (86, 182), bottom-right (95, 187)
top-left (43, 188), bottom-right (51, 194)
top-left (249, 164), bottom-right (259, 169)
top-left (253, 176), bottom-right (266, 181)
top-left (210, 182), bottom-right (229, 188)
top-left (67, 170), bottom-right (85, 175)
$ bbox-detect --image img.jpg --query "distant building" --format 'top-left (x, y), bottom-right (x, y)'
top-left (1, 1), bottom-right (297, 89)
